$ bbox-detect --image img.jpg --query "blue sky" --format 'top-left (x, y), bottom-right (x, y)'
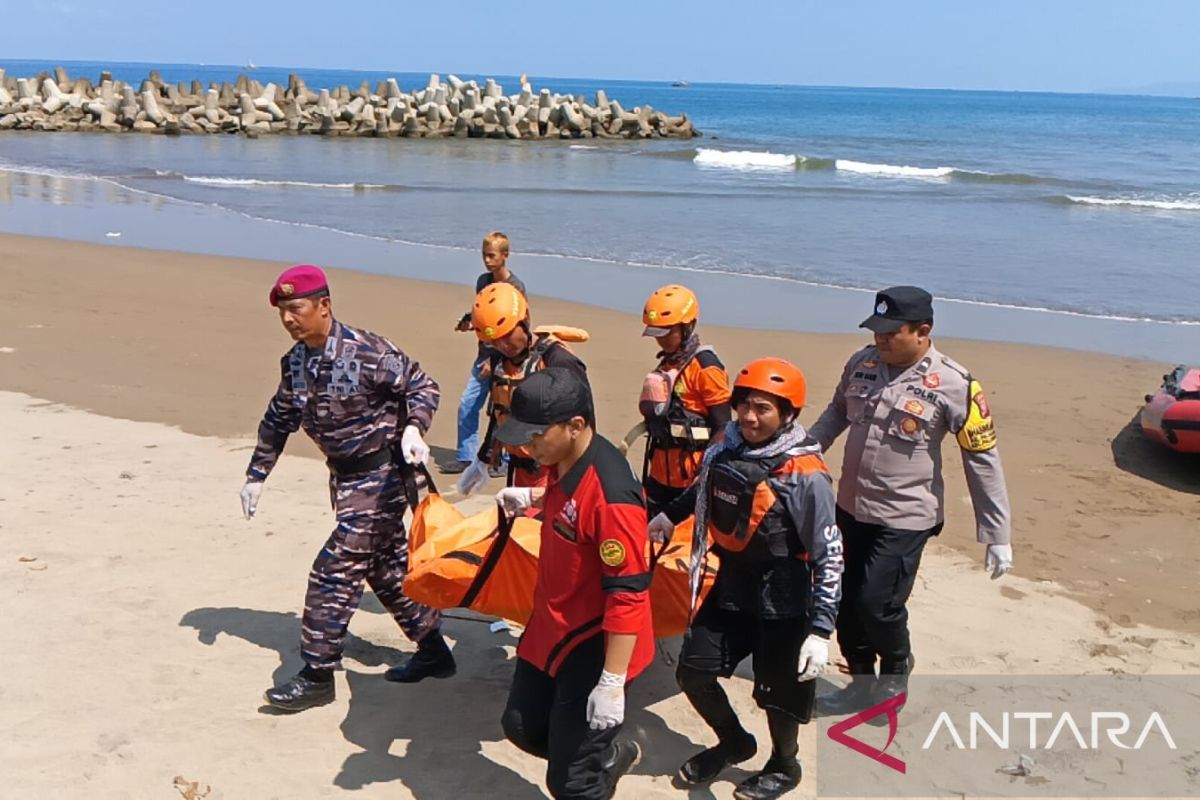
top-left (0, 0), bottom-right (1196, 93)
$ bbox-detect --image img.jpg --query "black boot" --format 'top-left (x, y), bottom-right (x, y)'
top-left (733, 712), bottom-right (801, 800)
top-left (867, 653), bottom-right (914, 725)
top-left (733, 758), bottom-right (803, 800)
top-left (385, 631), bottom-right (457, 683)
top-left (263, 668), bottom-right (335, 712)
top-left (678, 729), bottom-right (757, 785)
top-left (676, 666), bottom-right (759, 784)
top-left (816, 660), bottom-right (878, 717)
top-left (602, 740), bottom-right (642, 798)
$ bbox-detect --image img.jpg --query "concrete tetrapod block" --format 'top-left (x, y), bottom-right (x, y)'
top-left (343, 96), bottom-right (366, 121)
top-left (142, 90), bottom-right (166, 124)
top-left (559, 103), bottom-right (586, 132)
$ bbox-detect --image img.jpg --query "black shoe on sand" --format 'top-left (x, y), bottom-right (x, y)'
top-left (733, 756), bottom-right (802, 800)
top-left (678, 731), bottom-right (757, 785)
top-left (263, 674), bottom-right (335, 713)
top-left (385, 634), bottom-right (457, 683)
top-left (438, 460), bottom-right (471, 475)
top-left (603, 740), bottom-right (642, 796)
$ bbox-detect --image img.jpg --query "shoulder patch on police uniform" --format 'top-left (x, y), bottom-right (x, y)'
top-left (599, 539), bottom-right (627, 567)
top-left (956, 379), bottom-right (997, 452)
top-left (939, 357), bottom-right (970, 380)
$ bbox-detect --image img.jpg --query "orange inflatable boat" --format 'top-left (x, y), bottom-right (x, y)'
top-left (1141, 365), bottom-right (1200, 454)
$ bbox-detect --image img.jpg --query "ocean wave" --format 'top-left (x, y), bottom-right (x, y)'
top-left (695, 148), bottom-right (801, 170)
top-left (1061, 194), bottom-right (1200, 212)
top-left (150, 170), bottom-right (386, 190)
top-left (692, 151), bottom-right (1046, 183)
top-left (834, 159), bottom-right (1048, 184)
top-left (835, 159), bottom-right (954, 178)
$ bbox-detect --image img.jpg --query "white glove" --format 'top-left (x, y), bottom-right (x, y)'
top-left (240, 480), bottom-right (263, 519)
top-left (648, 512), bottom-right (675, 545)
top-left (400, 425), bottom-right (430, 465)
top-left (586, 670), bottom-right (626, 730)
top-left (456, 458), bottom-right (491, 496)
top-left (797, 634), bottom-right (829, 681)
top-left (985, 543), bottom-right (1013, 580)
top-left (496, 486), bottom-right (534, 517)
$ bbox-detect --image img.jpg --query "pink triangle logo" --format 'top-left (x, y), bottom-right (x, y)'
top-left (826, 692), bottom-right (907, 774)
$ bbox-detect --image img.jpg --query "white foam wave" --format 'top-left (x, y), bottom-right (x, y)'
top-left (1066, 195), bottom-right (1200, 212)
top-left (179, 175), bottom-right (382, 190)
top-left (835, 160), bottom-right (954, 178)
top-left (568, 144), bottom-right (599, 150)
top-left (694, 148), bottom-right (798, 170)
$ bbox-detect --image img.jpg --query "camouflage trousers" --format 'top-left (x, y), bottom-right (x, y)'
top-left (301, 463), bottom-right (441, 670)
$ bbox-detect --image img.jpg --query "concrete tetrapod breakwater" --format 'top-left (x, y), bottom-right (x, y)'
top-left (0, 66), bottom-right (700, 140)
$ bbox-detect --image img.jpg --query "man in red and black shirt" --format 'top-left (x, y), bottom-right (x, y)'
top-left (493, 367), bottom-right (651, 800)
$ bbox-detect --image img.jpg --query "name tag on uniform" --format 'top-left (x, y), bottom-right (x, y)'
top-left (330, 358), bottom-right (362, 396)
top-left (552, 500), bottom-right (579, 542)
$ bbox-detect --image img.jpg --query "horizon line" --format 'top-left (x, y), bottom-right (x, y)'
top-left (2, 56), bottom-right (1197, 100)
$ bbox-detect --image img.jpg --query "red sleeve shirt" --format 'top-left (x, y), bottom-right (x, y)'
top-left (517, 434), bottom-right (655, 679)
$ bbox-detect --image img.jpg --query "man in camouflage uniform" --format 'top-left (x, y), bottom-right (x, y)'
top-left (809, 286), bottom-right (1013, 716)
top-left (240, 264), bottom-right (456, 713)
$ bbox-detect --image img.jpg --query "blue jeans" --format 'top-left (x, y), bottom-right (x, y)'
top-left (456, 359), bottom-right (491, 462)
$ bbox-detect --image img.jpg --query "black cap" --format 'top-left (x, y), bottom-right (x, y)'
top-left (495, 367), bottom-right (593, 446)
top-left (859, 286), bottom-right (934, 333)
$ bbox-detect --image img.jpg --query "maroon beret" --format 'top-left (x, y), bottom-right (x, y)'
top-left (269, 265), bottom-right (329, 307)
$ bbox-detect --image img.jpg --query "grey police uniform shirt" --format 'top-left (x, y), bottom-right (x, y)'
top-left (809, 343), bottom-right (1011, 545)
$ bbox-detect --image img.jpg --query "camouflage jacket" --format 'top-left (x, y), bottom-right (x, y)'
top-left (246, 319), bottom-right (439, 480)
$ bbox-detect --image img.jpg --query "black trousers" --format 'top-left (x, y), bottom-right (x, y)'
top-left (643, 474), bottom-right (687, 520)
top-left (501, 636), bottom-right (624, 800)
top-left (835, 507), bottom-right (940, 674)
top-left (676, 599), bottom-right (816, 724)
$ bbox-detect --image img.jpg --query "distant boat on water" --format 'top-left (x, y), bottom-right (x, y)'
top-left (246, 61), bottom-right (258, 70)
top-left (671, 80), bottom-right (690, 88)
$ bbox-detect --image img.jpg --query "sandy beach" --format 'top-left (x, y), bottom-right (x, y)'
top-left (2, 232), bottom-right (1199, 798)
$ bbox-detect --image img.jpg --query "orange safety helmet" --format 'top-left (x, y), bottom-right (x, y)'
top-left (642, 284), bottom-right (699, 336)
top-left (733, 357), bottom-right (807, 409)
top-left (473, 283), bottom-right (529, 343)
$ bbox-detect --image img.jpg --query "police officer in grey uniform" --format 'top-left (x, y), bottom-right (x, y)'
top-left (809, 286), bottom-right (1013, 714)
